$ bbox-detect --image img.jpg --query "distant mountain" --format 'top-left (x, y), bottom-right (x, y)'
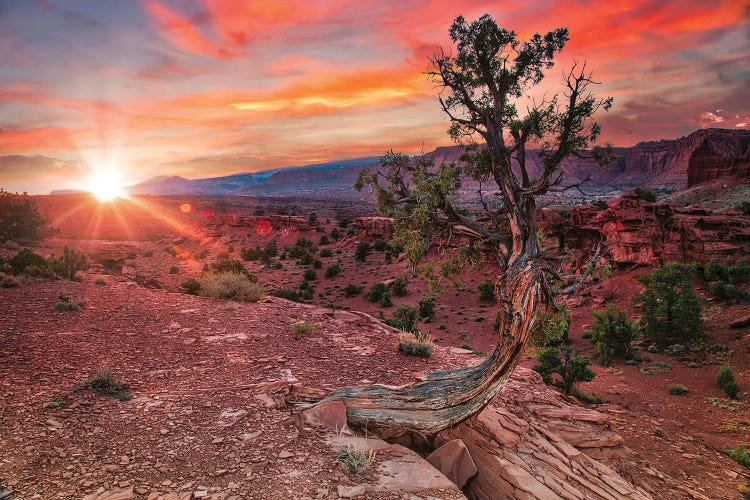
top-left (125, 128), bottom-right (750, 200)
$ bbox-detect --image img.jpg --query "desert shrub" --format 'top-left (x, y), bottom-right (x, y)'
top-left (398, 332), bottom-right (433, 358)
top-left (86, 366), bottom-right (131, 401)
top-left (633, 187), bottom-right (657, 202)
top-left (667, 384), bottom-right (688, 395)
top-left (737, 200), bottom-right (750, 216)
top-left (0, 189), bottom-right (56, 242)
top-left (590, 306), bottom-right (639, 364)
top-left (196, 249), bottom-right (209, 259)
top-left (292, 321), bottom-right (313, 335)
top-left (728, 444), bottom-right (750, 468)
top-left (439, 256), bottom-right (461, 278)
top-left (572, 389), bottom-right (602, 404)
top-left (198, 271), bottom-right (264, 302)
top-left (210, 253), bottom-right (253, 278)
top-left (1, 275), bottom-right (20, 288)
top-left (531, 306), bottom-right (570, 348)
top-left (634, 262), bottom-right (702, 346)
top-left (418, 297), bottom-right (436, 322)
top-left (169, 265), bottom-right (179, 274)
top-left (319, 235), bottom-right (330, 246)
top-left (718, 365), bottom-right (740, 399)
top-left (54, 291), bottom-right (84, 311)
top-left (311, 259), bottom-right (322, 269)
top-left (337, 217), bottom-right (352, 228)
top-left (477, 280), bottom-right (495, 302)
top-left (344, 284), bottom-right (363, 297)
top-left (336, 444), bottom-right (375, 474)
top-left (533, 347), bottom-right (595, 394)
top-left (9, 249), bottom-right (48, 275)
top-left (271, 289), bottom-right (303, 302)
top-left (373, 239), bottom-right (389, 252)
top-left (303, 269), bottom-right (317, 281)
top-left (390, 277), bottom-right (408, 296)
top-left (355, 242), bottom-right (371, 262)
top-left (308, 212), bottom-right (318, 225)
top-left (593, 200), bottom-right (609, 210)
top-left (705, 260), bottom-right (750, 285)
top-left (330, 228), bottom-right (341, 239)
top-left (325, 264), bottom-right (340, 279)
top-left (94, 277), bottom-right (108, 285)
top-left (366, 282), bottom-right (391, 307)
top-left (320, 248), bottom-right (333, 258)
top-left (387, 304), bottom-right (419, 332)
top-left (181, 278), bottom-right (201, 295)
top-left (274, 262), bottom-right (283, 269)
top-left (240, 247), bottom-right (259, 261)
top-left (708, 281), bottom-right (742, 301)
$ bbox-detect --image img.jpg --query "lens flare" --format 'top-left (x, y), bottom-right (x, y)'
top-left (87, 171), bottom-right (126, 201)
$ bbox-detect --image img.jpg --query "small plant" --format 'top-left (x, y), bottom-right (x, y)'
top-left (572, 389), bottom-right (602, 404)
top-left (142, 250), bottom-right (154, 257)
top-left (47, 246), bottom-right (89, 280)
top-left (590, 306), bottom-right (639, 364)
top-left (355, 241), bottom-right (371, 262)
top-left (198, 271), bottom-right (264, 302)
top-left (667, 384), bottom-right (688, 395)
top-left (718, 365), bottom-right (740, 399)
top-left (271, 289), bottom-right (303, 302)
top-left (728, 444), bottom-right (750, 468)
top-left (366, 282), bottom-right (392, 307)
top-left (9, 249), bottom-right (49, 275)
top-left (325, 264), bottom-right (341, 279)
top-left (320, 248), bottom-right (333, 258)
top-left (398, 332), bottom-right (434, 357)
top-left (94, 277), bottom-right (108, 285)
top-left (1, 275), bottom-right (20, 288)
top-left (303, 269), bottom-right (317, 281)
top-left (344, 284), bottom-right (363, 297)
top-left (330, 228), bottom-right (341, 239)
top-left (738, 200), bottom-right (750, 216)
top-left (533, 347), bottom-right (595, 394)
top-left (211, 253), bottom-right (251, 276)
top-left (531, 306), bottom-right (570, 348)
top-left (477, 280), bottom-right (495, 302)
top-left (633, 187), bottom-right (657, 202)
top-left (319, 235), bottom-right (330, 246)
top-left (292, 321), bottom-right (313, 336)
top-left (86, 366), bottom-right (131, 401)
top-left (654, 428), bottom-right (665, 438)
top-left (390, 277), bottom-right (408, 296)
top-left (54, 291), bottom-right (84, 311)
top-left (313, 259), bottom-right (322, 269)
top-left (418, 297), bottom-right (436, 322)
top-left (639, 361), bottom-right (672, 375)
top-left (336, 444), bottom-right (375, 474)
top-left (169, 265), bottom-right (179, 274)
top-left (181, 278), bottom-right (201, 295)
top-left (387, 304), bottom-right (419, 331)
top-left (373, 239), bottom-right (389, 252)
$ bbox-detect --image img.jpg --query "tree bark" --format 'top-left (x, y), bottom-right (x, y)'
top-left (316, 262), bottom-right (545, 437)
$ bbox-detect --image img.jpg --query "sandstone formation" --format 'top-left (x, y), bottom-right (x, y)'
top-left (687, 138), bottom-right (750, 187)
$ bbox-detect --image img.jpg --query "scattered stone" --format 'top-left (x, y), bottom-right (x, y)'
top-left (426, 439), bottom-right (478, 489)
top-left (301, 400), bottom-right (348, 431)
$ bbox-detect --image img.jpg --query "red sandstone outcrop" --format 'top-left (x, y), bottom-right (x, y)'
top-left (687, 138), bottom-right (750, 187)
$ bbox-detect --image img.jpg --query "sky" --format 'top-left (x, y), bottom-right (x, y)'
top-left (0, 0), bottom-right (748, 194)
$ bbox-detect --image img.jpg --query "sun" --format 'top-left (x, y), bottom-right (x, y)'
top-left (87, 171), bottom-right (126, 201)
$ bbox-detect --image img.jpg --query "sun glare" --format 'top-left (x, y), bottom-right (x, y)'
top-left (87, 171), bottom-right (126, 201)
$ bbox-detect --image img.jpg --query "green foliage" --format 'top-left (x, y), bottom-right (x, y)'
top-left (312, 259), bottom-right (322, 269)
top-left (330, 228), bottom-right (341, 239)
top-left (319, 235), bottom-right (330, 246)
top-left (634, 262), bottom-right (702, 346)
top-left (337, 217), bottom-right (352, 228)
top-left (533, 347), bottom-right (595, 394)
top-left (387, 304), bottom-right (419, 332)
top-left (355, 241), bottom-right (371, 262)
top-left (736, 200), bottom-right (750, 216)
top-left (373, 239), bottom-right (389, 252)
top-left (704, 260), bottom-right (750, 285)
top-left (292, 321), bottom-right (313, 335)
top-left (590, 306), bottom-right (639, 364)
top-left (198, 271), bottom-right (264, 302)
top-left (530, 306), bottom-right (570, 348)
top-left (718, 365), bottom-right (740, 400)
top-left (390, 277), bottom-right (408, 296)
top-left (593, 200), bottom-right (609, 210)
top-left (325, 264), bottom-right (340, 279)
top-left (211, 253), bottom-right (253, 277)
top-left (728, 444), bottom-right (750, 468)
top-left (271, 289), bottom-right (303, 302)
top-left (181, 278), bottom-right (201, 295)
top-left (47, 246), bottom-right (89, 280)
top-left (366, 282), bottom-right (392, 307)
top-left (709, 281), bottom-right (741, 301)
top-left (633, 187), bottom-right (657, 202)
top-left (336, 445), bottom-right (375, 475)
top-left (308, 212), bottom-right (318, 225)
top-left (303, 269), bottom-right (317, 281)
top-left (571, 389), bottom-right (602, 404)
top-left (86, 366), bottom-right (131, 401)
top-left (0, 189), bottom-right (57, 242)
top-left (667, 384), bottom-right (688, 395)
top-left (418, 297), bottom-right (436, 322)
top-left (477, 280), bottom-right (495, 302)
top-left (439, 255), bottom-right (460, 278)
top-left (344, 284), bottom-right (364, 297)
top-left (54, 291), bottom-right (84, 311)
top-left (320, 248), bottom-right (333, 258)
top-left (287, 238), bottom-right (318, 264)
top-left (9, 249), bottom-right (49, 275)
top-left (1, 275), bottom-right (20, 288)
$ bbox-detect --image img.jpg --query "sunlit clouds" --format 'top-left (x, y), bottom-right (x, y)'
top-left (0, 0), bottom-right (748, 193)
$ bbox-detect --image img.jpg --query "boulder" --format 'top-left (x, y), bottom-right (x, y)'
top-left (426, 439), bottom-right (478, 489)
top-left (302, 400), bottom-right (348, 431)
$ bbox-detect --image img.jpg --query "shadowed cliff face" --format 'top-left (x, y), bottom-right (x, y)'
top-left (687, 138), bottom-right (750, 187)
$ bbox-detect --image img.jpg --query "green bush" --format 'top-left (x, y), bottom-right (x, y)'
top-left (633, 187), bottom-right (657, 202)
top-left (355, 242), bottom-right (371, 262)
top-left (667, 384), bottom-right (688, 395)
top-left (398, 332), bottom-right (433, 358)
top-left (319, 235), bottom-right (329, 246)
top-left (390, 277), bottom-right (408, 296)
top-left (728, 444), bottom-right (750, 468)
top-left (336, 444), bottom-right (375, 475)
top-left (320, 248), bottom-right (333, 258)
top-left (717, 365), bottom-right (740, 399)
top-left (47, 246), bottom-right (89, 280)
top-left (292, 321), bottom-right (313, 335)
top-left (181, 278), bottom-right (201, 295)
top-left (9, 249), bottom-right (48, 275)
top-left (303, 269), bottom-right (317, 281)
top-left (169, 266), bottom-right (179, 274)
top-left (0, 189), bottom-right (56, 242)
top-left (271, 289), bottom-right (303, 302)
top-left (737, 200), bottom-right (750, 216)
top-left (330, 228), bottom-right (341, 239)
top-left (365, 283), bottom-right (392, 307)
top-left (211, 253), bottom-right (253, 277)
top-left (418, 297), bottom-right (436, 322)
top-left (477, 280), bottom-right (495, 302)
top-left (708, 280), bottom-right (741, 301)
top-left (344, 284), bottom-right (363, 297)
top-left (325, 264), bottom-right (340, 279)
top-left (198, 271), bottom-right (264, 302)
top-left (590, 306), bottom-right (639, 364)
top-left (531, 306), bottom-right (570, 348)
top-left (387, 304), bottom-right (419, 331)
top-left (373, 239), bottom-right (389, 252)
top-left (704, 260), bottom-right (750, 285)
top-left (86, 366), bottom-right (131, 401)
top-left (1, 275), bottom-right (20, 288)
top-left (634, 262), bottom-right (702, 346)
top-left (533, 347), bottom-right (595, 394)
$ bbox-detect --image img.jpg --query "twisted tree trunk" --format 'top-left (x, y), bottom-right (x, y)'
top-left (318, 262), bottom-right (545, 437)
